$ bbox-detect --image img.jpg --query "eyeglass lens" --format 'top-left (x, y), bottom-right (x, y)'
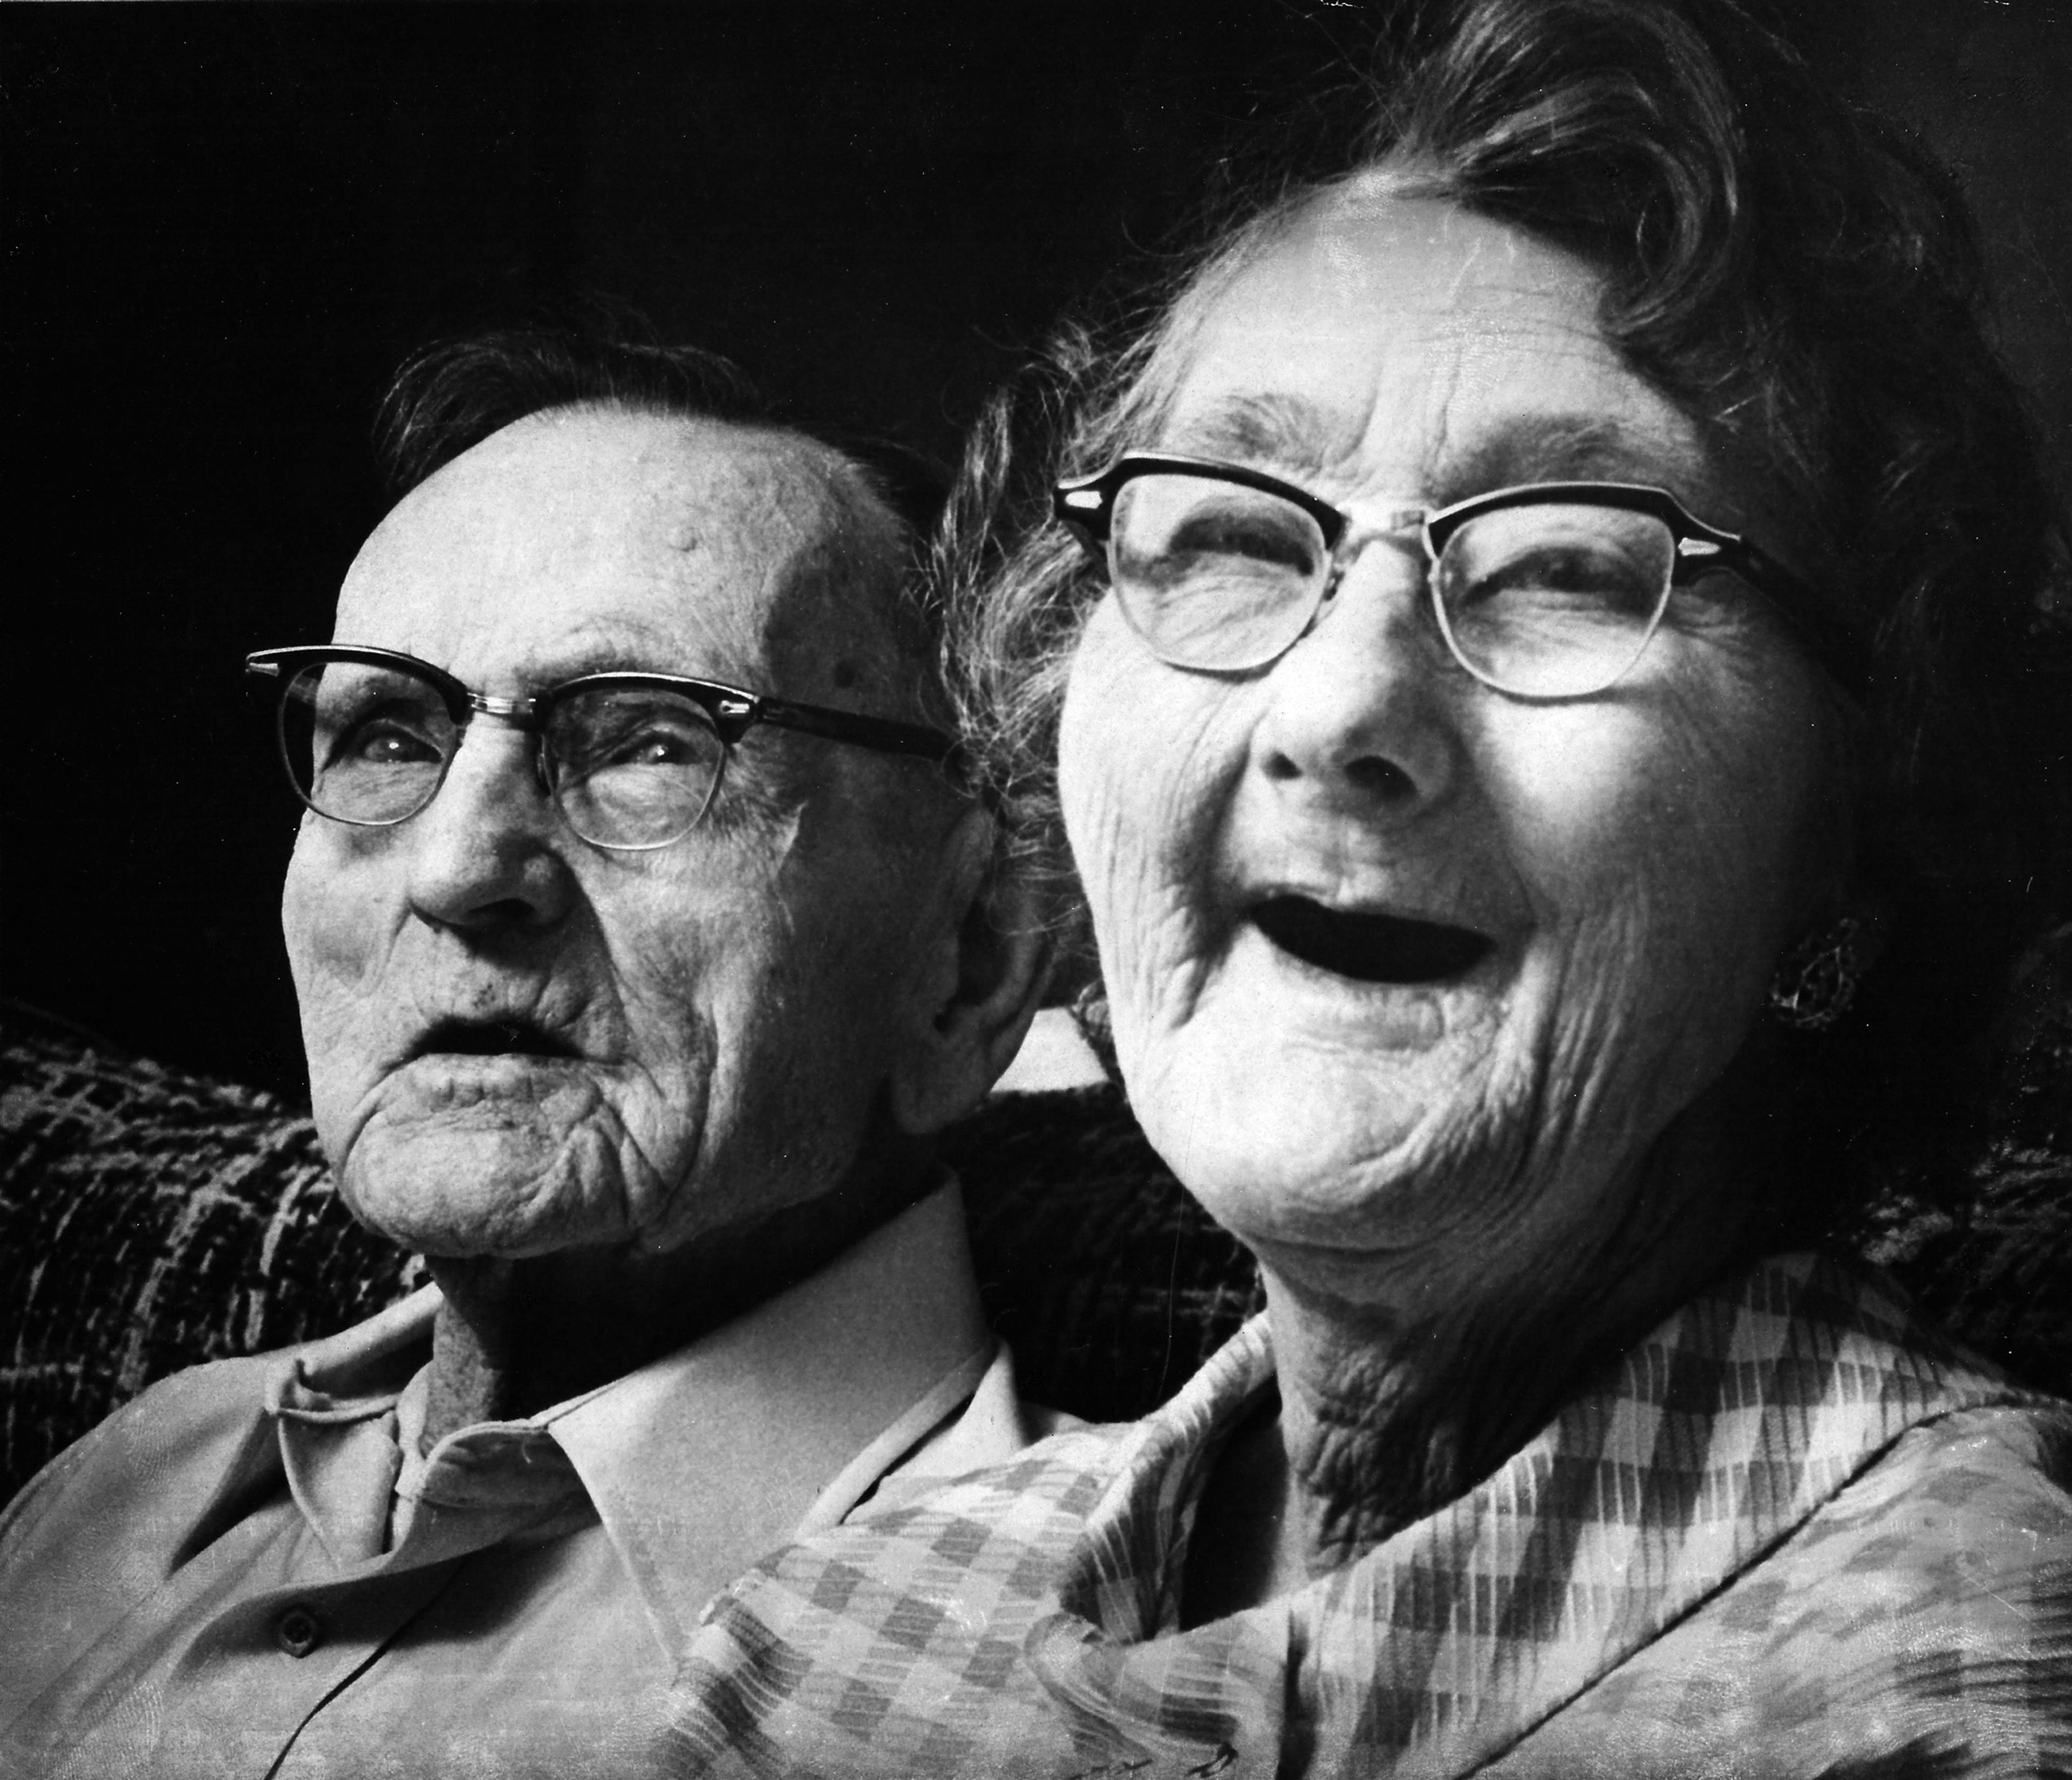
top-left (1107, 473), bottom-right (1678, 696)
top-left (277, 660), bottom-right (727, 849)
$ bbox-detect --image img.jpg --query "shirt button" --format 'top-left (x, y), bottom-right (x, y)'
top-left (274, 1606), bottom-right (324, 1658)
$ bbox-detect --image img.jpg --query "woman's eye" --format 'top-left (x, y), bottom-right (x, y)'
top-left (1483, 544), bottom-right (1618, 592)
top-left (1444, 505), bottom-right (1674, 622)
top-left (1115, 477), bottom-right (1324, 589)
top-left (1453, 543), bottom-right (1661, 620)
top-left (1165, 510), bottom-right (1319, 576)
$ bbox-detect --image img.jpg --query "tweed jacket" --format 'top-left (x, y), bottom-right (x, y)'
top-left (665, 1252), bottom-right (2072, 1778)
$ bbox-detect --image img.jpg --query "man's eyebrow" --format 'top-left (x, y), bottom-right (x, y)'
top-left (531, 628), bottom-right (705, 685)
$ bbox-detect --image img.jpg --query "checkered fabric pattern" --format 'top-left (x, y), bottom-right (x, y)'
top-left (0, 1002), bottom-right (1267, 1501)
top-left (8, 988), bottom-right (2072, 1504)
top-left (663, 1254), bottom-right (2072, 1778)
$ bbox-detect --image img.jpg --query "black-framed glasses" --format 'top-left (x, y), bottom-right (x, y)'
top-left (245, 645), bottom-right (957, 852)
top-left (1054, 452), bottom-right (1853, 698)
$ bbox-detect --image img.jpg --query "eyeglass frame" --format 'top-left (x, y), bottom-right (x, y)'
top-left (244, 644), bottom-right (960, 851)
top-left (1052, 452), bottom-right (1864, 698)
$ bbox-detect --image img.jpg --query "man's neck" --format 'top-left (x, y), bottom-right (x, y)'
top-left (418, 1148), bottom-right (937, 1448)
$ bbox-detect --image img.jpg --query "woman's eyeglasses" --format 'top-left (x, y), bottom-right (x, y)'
top-left (245, 645), bottom-right (956, 852)
top-left (1054, 453), bottom-right (1852, 699)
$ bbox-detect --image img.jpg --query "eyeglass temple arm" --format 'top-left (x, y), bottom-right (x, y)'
top-left (1689, 539), bottom-right (1871, 699)
top-left (752, 695), bottom-right (958, 763)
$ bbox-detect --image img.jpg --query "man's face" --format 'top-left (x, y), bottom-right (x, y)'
top-left (284, 406), bottom-right (964, 1263)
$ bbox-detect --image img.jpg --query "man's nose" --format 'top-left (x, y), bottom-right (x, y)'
top-left (402, 719), bottom-right (578, 934)
top-left (1248, 538), bottom-right (1465, 818)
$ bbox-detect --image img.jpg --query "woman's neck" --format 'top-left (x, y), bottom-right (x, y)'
top-left (1182, 1280), bottom-right (1583, 1623)
top-left (1262, 1271), bottom-right (1604, 1568)
top-left (1182, 1115), bottom-right (1782, 1624)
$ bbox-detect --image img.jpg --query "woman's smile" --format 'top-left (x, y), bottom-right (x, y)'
top-left (1248, 895), bottom-right (1494, 985)
top-left (1059, 189), bottom-right (1842, 1283)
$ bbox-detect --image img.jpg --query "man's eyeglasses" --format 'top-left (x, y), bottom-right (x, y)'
top-left (1053, 453), bottom-right (1854, 699)
top-left (245, 645), bottom-right (957, 853)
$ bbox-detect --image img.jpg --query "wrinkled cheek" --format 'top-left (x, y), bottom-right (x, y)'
top-left (1107, 901), bottom-right (1217, 1107)
top-left (1062, 776), bottom-right (1208, 1095)
top-left (281, 838), bottom-right (397, 1144)
top-left (618, 1062), bottom-right (728, 1249)
top-left (1059, 647), bottom-right (1231, 1059)
top-left (1525, 889), bottom-right (1755, 1183)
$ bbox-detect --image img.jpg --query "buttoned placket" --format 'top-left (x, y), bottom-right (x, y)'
top-left (11, 1325), bottom-right (596, 1779)
top-left (2, 1180), bottom-right (1020, 1779)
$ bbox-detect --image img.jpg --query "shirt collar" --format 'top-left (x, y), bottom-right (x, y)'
top-left (1025, 1250), bottom-right (2043, 1773)
top-left (269, 1178), bottom-right (994, 1658)
top-left (269, 1285), bottom-right (443, 1567)
top-left (543, 1178), bottom-right (994, 1657)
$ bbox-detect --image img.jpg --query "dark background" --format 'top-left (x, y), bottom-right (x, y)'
top-left (6, 1), bottom-right (2070, 1105)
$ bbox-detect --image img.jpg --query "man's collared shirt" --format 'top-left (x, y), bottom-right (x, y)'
top-left (1, 1181), bottom-right (1053, 1778)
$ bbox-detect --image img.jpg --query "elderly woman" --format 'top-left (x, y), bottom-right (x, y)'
top-left (670, 0), bottom-right (2071, 1772)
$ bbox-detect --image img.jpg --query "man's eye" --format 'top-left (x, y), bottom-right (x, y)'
top-left (596, 724), bottom-right (706, 769)
top-left (345, 721), bottom-right (444, 765)
top-left (319, 711), bottom-right (446, 771)
top-left (555, 698), bottom-right (723, 778)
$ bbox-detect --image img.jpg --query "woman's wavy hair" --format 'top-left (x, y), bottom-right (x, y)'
top-left (941, 0), bottom-right (2068, 1226)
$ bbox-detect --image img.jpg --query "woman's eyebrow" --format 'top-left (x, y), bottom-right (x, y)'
top-left (1166, 399), bottom-right (1710, 503)
top-left (1435, 414), bottom-right (1708, 502)
top-left (1161, 392), bottom-right (1349, 478)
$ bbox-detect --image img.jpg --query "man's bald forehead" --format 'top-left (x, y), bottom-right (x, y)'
top-left (349, 404), bottom-right (928, 718)
top-left (557, 407), bottom-right (922, 719)
top-left (734, 424), bottom-right (930, 717)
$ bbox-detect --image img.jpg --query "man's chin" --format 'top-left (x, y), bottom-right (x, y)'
top-left (336, 1120), bottom-right (638, 1260)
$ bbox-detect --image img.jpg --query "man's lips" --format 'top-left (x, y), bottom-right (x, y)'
top-left (407, 1017), bottom-right (584, 1063)
top-left (1251, 895), bottom-right (1494, 985)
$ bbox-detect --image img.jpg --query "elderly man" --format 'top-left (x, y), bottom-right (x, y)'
top-left (0, 332), bottom-right (1051, 1776)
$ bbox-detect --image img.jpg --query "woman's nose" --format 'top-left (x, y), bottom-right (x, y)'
top-left (1250, 540), bottom-right (1464, 816)
top-left (402, 721), bottom-right (578, 935)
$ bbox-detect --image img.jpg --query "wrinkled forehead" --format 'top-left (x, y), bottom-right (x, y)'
top-left (333, 407), bottom-right (903, 701)
top-left (1160, 185), bottom-right (1725, 513)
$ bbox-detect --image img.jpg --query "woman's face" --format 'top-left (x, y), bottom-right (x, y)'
top-left (1058, 189), bottom-right (1845, 1296)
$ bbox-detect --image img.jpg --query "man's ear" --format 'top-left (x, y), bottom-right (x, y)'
top-left (889, 808), bottom-right (1053, 1136)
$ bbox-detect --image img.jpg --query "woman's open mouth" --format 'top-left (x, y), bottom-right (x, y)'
top-left (410, 1018), bottom-right (582, 1061)
top-left (1251, 895), bottom-right (1493, 985)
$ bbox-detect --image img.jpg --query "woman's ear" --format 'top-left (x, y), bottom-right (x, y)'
top-left (888, 808), bottom-right (1054, 1136)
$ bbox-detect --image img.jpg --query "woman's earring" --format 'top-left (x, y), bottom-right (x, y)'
top-left (1069, 980), bottom-right (1121, 1086)
top-left (1768, 915), bottom-right (1870, 1031)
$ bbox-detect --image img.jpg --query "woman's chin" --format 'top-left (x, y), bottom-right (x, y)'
top-left (1128, 1038), bottom-right (1494, 1265)
top-left (1121, 949), bottom-right (1517, 1251)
